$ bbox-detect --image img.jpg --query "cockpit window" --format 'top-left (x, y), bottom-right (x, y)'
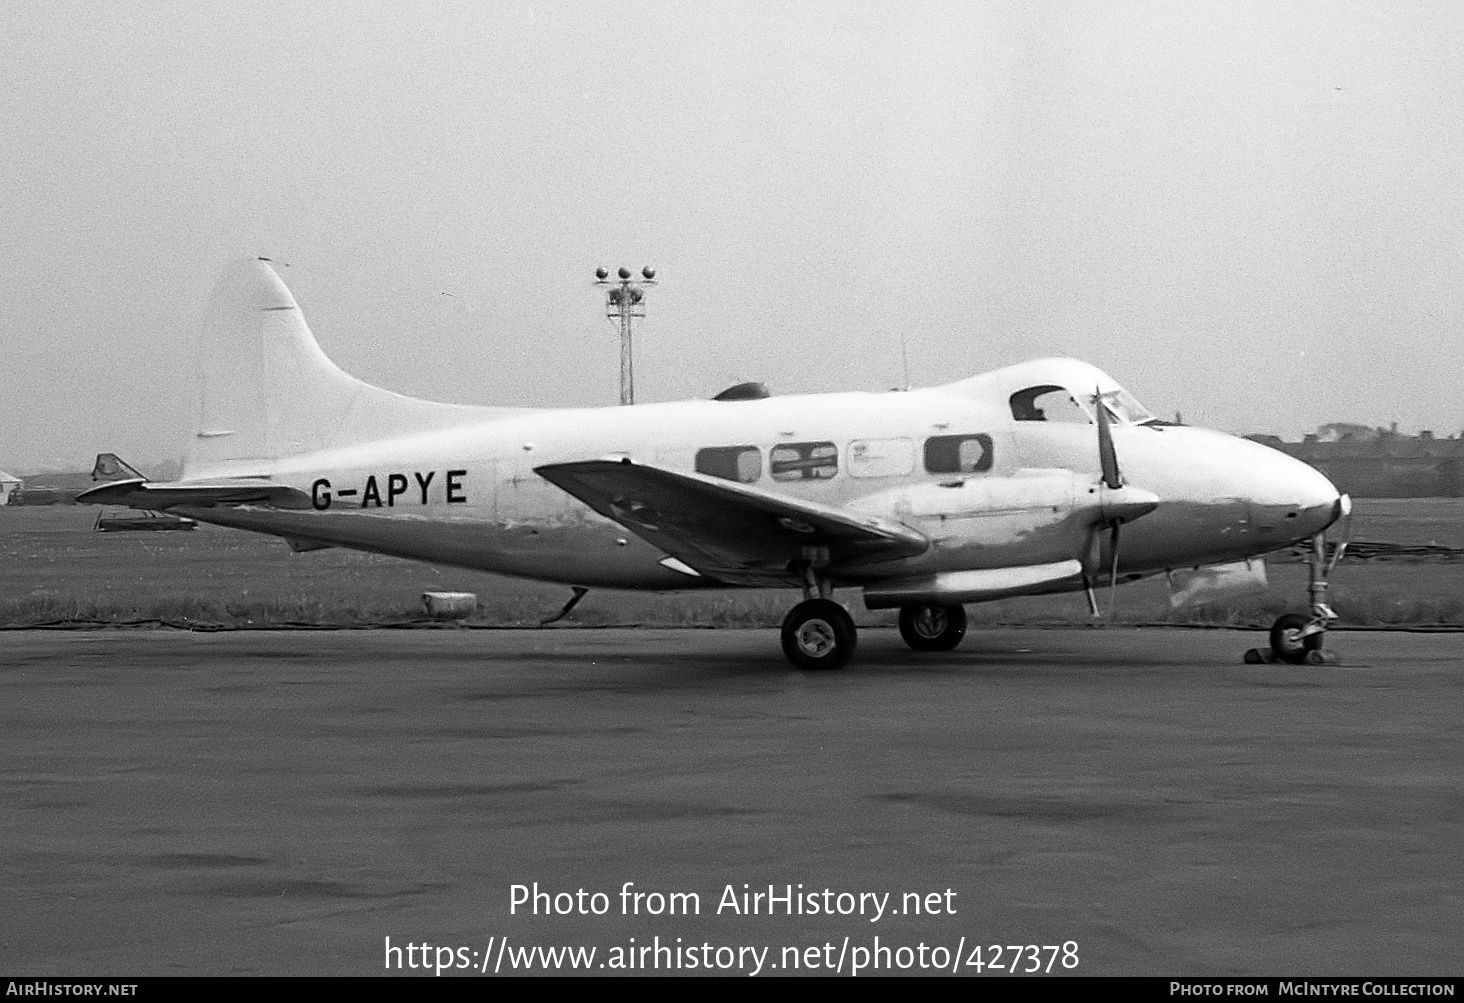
top-left (1011, 384), bottom-right (1156, 425)
top-left (1097, 389), bottom-right (1156, 425)
top-left (1010, 385), bottom-right (1092, 424)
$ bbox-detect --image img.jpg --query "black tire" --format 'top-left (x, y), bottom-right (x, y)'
top-left (1269, 613), bottom-right (1324, 665)
top-left (898, 604), bottom-right (968, 652)
top-left (780, 599), bottom-right (857, 670)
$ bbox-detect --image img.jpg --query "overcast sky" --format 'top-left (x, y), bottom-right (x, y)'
top-left (4, 2), bottom-right (1463, 473)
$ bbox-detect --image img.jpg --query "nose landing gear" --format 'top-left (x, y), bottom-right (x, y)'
top-left (1246, 527), bottom-right (1349, 665)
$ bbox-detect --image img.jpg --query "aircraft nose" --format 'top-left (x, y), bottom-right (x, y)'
top-left (1246, 443), bottom-right (1345, 540)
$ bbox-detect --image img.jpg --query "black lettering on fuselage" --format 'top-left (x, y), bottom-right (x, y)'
top-left (309, 469), bottom-right (465, 509)
top-left (387, 473), bottom-right (408, 506)
top-left (446, 469), bottom-right (467, 503)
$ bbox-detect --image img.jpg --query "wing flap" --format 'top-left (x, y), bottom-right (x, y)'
top-left (535, 459), bottom-right (927, 584)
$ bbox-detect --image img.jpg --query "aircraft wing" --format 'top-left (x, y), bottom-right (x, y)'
top-left (535, 459), bottom-right (928, 586)
top-left (76, 478), bottom-right (312, 509)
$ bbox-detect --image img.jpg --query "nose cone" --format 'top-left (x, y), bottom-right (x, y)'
top-left (1235, 438), bottom-right (1345, 541)
top-left (1118, 426), bottom-right (1346, 564)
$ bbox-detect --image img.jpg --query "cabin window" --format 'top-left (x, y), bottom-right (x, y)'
top-left (695, 445), bottom-right (762, 483)
top-left (924, 433), bottom-right (993, 474)
top-left (848, 438), bottom-right (915, 478)
top-left (770, 441), bottom-right (838, 481)
top-left (1010, 385), bottom-right (1092, 424)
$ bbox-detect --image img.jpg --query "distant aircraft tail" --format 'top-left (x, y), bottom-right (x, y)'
top-left (183, 259), bottom-right (520, 479)
top-left (92, 452), bottom-right (147, 482)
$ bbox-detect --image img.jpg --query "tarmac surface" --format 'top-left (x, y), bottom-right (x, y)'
top-left (3, 626), bottom-right (1461, 977)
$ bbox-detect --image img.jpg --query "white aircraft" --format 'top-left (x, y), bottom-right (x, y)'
top-left (81, 259), bottom-right (1350, 669)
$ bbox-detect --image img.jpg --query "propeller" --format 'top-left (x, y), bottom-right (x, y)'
top-left (1096, 387), bottom-right (1123, 490)
top-left (1083, 388), bottom-right (1158, 617)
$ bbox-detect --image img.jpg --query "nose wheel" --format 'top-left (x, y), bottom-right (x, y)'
top-left (1266, 612), bottom-right (1326, 664)
top-left (1246, 518), bottom-right (1348, 665)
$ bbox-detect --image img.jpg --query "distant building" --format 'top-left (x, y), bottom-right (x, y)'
top-left (1251, 426), bottom-right (1464, 497)
top-left (1314, 422), bottom-right (1380, 443)
top-left (0, 470), bottom-right (20, 505)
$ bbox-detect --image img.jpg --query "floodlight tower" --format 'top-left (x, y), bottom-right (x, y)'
top-left (594, 266), bottom-right (657, 405)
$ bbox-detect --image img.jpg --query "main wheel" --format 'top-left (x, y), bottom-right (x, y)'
top-left (780, 599), bottom-right (857, 670)
top-left (1269, 613), bottom-right (1324, 664)
top-left (898, 603), bottom-right (968, 652)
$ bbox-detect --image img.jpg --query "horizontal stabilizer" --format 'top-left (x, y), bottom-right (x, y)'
top-left (77, 478), bottom-right (312, 510)
top-left (535, 458), bottom-right (927, 586)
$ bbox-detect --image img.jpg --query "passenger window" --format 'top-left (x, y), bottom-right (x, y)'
top-left (770, 441), bottom-right (838, 481)
top-left (848, 438), bottom-right (914, 478)
top-left (924, 434), bottom-right (993, 474)
top-left (1010, 385), bottom-right (1091, 424)
top-left (695, 445), bottom-right (762, 483)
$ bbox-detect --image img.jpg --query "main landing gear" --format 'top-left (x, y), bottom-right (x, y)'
top-left (779, 600), bottom-right (973, 668)
top-left (780, 548), bottom-right (857, 670)
top-left (1247, 527), bottom-right (1349, 665)
top-left (781, 598), bottom-right (857, 670)
top-left (777, 550), bottom-right (974, 668)
top-left (778, 599), bottom-right (974, 668)
top-left (778, 559), bottom-right (974, 671)
top-left (897, 603), bottom-right (968, 652)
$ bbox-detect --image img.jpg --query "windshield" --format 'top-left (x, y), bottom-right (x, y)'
top-left (1011, 384), bottom-right (1155, 425)
top-left (1098, 388), bottom-right (1155, 425)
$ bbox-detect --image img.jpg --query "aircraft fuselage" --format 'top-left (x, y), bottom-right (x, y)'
top-left (179, 380), bottom-right (1340, 597)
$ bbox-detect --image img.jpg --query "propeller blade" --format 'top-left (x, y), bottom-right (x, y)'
top-left (1107, 521), bottom-right (1122, 618)
top-left (1082, 378), bottom-right (1153, 620)
top-left (1094, 386), bottom-right (1123, 490)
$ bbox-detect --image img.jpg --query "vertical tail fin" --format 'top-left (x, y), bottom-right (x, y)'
top-left (183, 259), bottom-right (519, 479)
